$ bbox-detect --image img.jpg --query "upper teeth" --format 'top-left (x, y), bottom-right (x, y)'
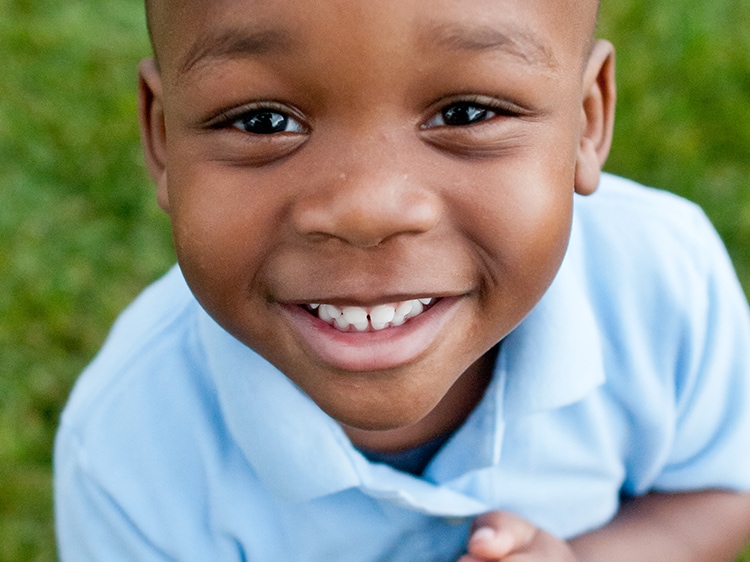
top-left (310, 298), bottom-right (433, 332)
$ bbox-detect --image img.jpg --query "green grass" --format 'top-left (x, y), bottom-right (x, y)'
top-left (0, 0), bottom-right (172, 559)
top-left (600, 0), bottom-right (750, 290)
top-left (1, 0), bottom-right (749, 560)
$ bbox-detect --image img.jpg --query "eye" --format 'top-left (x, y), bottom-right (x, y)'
top-left (232, 109), bottom-right (305, 135)
top-left (424, 101), bottom-right (497, 128)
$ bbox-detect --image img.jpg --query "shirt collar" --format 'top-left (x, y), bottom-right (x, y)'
top-left (199, 313), bottom-right (493, 514)
top-left (198, 311), bottom-right (362, 502)
top-left (428, 213), bottom-right (606, 480)
top-left (499, 214), bottom-right (606, 418)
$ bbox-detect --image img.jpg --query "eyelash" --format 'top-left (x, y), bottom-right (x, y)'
top-left (205, 95), bottom-right (522, 136)
top-left (422, 96), bottom-right (523, 129)
top-left (206, 102), bottom-right (307, 135)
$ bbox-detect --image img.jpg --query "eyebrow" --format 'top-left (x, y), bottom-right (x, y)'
top-left (179, 27), bottom-right (295, 75)
top-left (422, 22), bottom-right (558, 69)
top-left (177, 21), bottom-right (557, 77)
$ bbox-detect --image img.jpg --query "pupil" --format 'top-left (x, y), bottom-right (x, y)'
top-left (244, 111), bottom-right (288, 134)
top-left (442, 103), bottom-right (487, 126)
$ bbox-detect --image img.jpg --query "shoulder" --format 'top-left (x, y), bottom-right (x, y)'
top-left (569, 173), bottom-right (746, 362)
top-left (574, 173), bottom-right (716, 261)
top-left (56, 266), bottom-right (226, 495)
top-left (571, 173), bottom-right (729, 311)
top-left (54, 266), bottom-right (239, 551)
top-left (569, 175), bottom-right (750, 493)
top-left (59, 266), bottom-right (204, 430)
top-left (54, 267), bottom-right (277, 557)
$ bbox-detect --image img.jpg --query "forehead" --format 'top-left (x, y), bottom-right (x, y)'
top-left (149, 0), bottom-right (597, 79)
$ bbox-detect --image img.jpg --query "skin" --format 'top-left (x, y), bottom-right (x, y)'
top-left (141, 0), bottom-right (608, 443)
top-left (139, 0), bottom-right (750, 558)
top-left (462, 492), bottom-right (750, 562)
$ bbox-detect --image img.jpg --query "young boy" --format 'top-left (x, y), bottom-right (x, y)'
top-left (54, 0), bottom-right (750, 559)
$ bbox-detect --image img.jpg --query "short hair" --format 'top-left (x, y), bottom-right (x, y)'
top-left (144, 0), bottom-right (602, 59)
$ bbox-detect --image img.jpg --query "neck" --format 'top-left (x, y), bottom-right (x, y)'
top-left (343, 346), bottom-right (498, 453)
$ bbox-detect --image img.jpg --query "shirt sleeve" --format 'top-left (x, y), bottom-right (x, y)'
top-left (55, 428), bottom-right (173, 562)
top-left (651, 211), bottom-right (750, 492)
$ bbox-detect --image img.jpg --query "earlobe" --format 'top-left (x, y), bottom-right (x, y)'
top-left (137, 58), bottom-right (171, 213)
top-left (574, 40), bottom-right (616, 196)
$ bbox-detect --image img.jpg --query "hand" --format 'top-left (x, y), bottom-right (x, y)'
top-left (457, 511), bottom-right (578, 562)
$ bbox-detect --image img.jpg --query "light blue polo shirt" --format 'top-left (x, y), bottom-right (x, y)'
top-left (55, 174), bottom-right (750, 561)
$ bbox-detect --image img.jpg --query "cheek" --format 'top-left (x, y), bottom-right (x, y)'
top-left (445, 158), bottom-right (574, 318)
top-left (496, 178), bottom-right (573, 272)
top-left (166, 164), bottom-right (283, 310)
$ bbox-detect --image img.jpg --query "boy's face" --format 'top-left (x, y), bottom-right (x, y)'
top-left (141, 0), bottom-right (611, 434)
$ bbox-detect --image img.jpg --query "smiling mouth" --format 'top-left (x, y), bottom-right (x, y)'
top-left (303, 298), bottom-right (437, 332)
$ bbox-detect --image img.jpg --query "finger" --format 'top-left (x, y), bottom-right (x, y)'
top-left (468, 526), bottom-right (515, 558)
top-left (468, 512), bottom-right (538, 559)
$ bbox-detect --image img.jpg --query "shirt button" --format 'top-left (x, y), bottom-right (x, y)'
top-left (443, 516), bottom-right (469, 526)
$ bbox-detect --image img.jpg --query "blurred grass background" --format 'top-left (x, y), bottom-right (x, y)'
top-left (0, 0), bottom-right (748, 560)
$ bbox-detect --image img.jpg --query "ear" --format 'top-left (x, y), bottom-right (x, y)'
top-left (138, 58), bottom-right (171, 213)
top-left (574, 40), bottom-right (616, 196)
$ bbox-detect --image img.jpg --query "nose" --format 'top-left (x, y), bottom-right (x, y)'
top-left (291, 169), bottom-right (442, 248)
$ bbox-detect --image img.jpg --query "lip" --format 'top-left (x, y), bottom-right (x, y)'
top-left (279, 296), bottom-right (463, 372)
